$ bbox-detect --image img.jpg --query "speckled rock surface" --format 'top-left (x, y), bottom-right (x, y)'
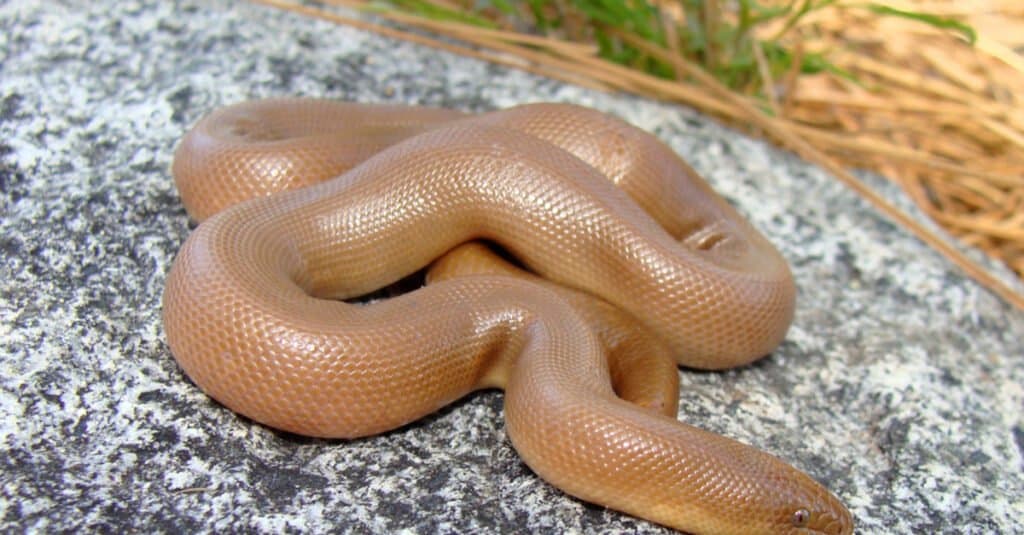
top-left (2, 0), bottom-right (1022, 533)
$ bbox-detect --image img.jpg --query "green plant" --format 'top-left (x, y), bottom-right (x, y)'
top-left (374, 0), bottom-right (974, 99)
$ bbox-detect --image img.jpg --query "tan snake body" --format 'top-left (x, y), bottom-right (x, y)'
top-left (162, 99), bottom-right (852, 534)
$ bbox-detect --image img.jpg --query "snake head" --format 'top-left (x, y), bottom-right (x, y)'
top-left (787, 501), bottom-right (854, 535)
top-left (687, 447), bottom-right (854, 535)
top-left (762, 474), bottom-right (854, 535)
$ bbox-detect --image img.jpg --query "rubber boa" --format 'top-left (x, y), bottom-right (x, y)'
top-left (163, 99), bottom-right (852, 534)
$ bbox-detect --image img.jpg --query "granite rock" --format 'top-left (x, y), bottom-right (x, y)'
top-left (1, 0), bottom-right (1022, 533)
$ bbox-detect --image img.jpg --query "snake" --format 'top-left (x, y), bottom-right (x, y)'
top-left (162, 98), bottom-right (853, 534)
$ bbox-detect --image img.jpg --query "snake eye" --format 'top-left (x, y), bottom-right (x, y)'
top-left (792, 508), bottom-right (811, 527)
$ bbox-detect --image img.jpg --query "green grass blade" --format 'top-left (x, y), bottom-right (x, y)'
top-left (387, 0), bottom-right (498, 27)
top-left (866, 4), bottom-right (977, 45)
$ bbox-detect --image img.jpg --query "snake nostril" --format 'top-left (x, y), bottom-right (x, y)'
top-left (818, 510), bottom-right (854, 535)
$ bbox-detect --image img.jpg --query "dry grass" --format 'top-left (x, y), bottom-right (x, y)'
top-left (251, 0), bottom-right (1024, 309)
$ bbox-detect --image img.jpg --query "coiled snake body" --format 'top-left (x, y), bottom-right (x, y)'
top-left (163, 99), bottom-right (852, 534)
